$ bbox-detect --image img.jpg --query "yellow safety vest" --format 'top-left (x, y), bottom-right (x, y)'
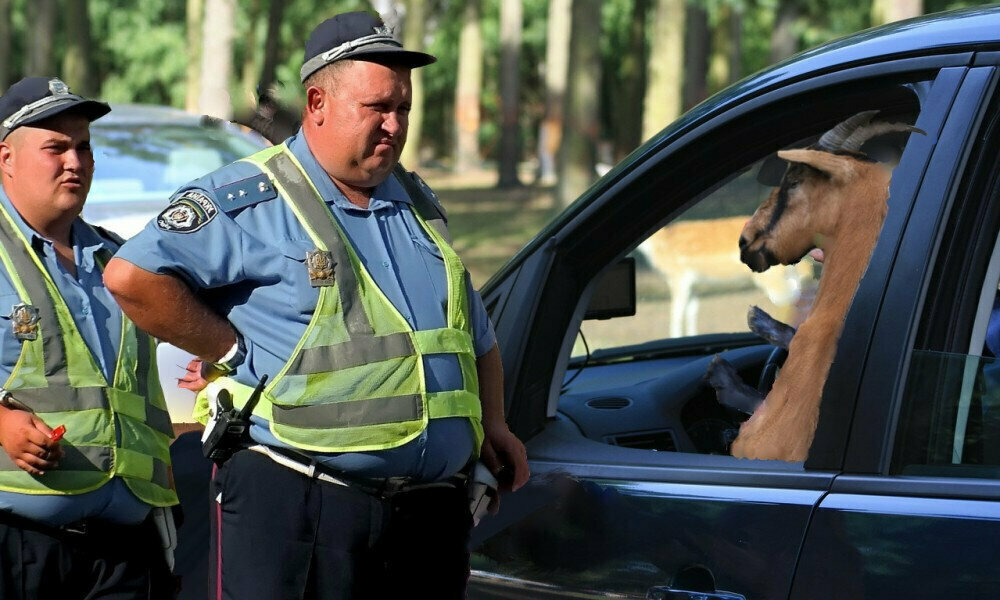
top-left (0, 204), bottom-right (176, 506)
top-left (207, 145), bottom-right (483, 454)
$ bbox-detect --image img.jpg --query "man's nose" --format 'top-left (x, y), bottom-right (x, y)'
top-left (382, 112), bottom-right (405, 136)
top-left (63, 150), bottom-right (83, 171)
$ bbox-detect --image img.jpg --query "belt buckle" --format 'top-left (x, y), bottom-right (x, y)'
top-left (61, 520), bottom-right (89, 536)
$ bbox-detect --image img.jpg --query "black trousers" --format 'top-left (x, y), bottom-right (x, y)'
top-left (209, 449), bottom-right (473, 600)
top-left (0, 511), bottom-right (174, 600)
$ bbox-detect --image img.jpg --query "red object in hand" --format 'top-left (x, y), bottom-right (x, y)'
top-left (49, 425), bottom-right (66, 442)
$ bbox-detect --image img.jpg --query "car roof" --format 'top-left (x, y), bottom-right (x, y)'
top-left (95, 103), bottom-right (221, 127)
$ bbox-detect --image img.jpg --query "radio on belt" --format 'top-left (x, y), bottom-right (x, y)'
top-left (202, 375), bottom-right (268, 464)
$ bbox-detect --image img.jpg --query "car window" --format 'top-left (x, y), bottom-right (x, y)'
top-left (562, 78), bottom-right (929, 460)
top-left (893, 92), bottom-right (1000, 478)
top-left (89, 123), bottom-right (263, 203)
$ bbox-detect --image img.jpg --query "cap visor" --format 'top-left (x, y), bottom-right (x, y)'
top-left (18, 98), bottom-right (112, 128)
top-left (346, 46), bottom-right (437, 69)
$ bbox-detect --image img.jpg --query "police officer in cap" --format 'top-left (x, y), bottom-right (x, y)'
top-left (105, 11), bottom-right (530, 599)
top-left (0, 77), bottom-right (179, 598)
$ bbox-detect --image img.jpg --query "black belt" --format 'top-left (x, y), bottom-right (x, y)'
top-left (0, 509), bottom-right (153, 544)
top-left (246, 444), bottom-right (467, 499)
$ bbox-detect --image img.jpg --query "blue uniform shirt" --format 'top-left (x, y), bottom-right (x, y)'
top-left (117, 130), bottom-right (495, 481)
top-left (0, 187), bottom-right (150, 526)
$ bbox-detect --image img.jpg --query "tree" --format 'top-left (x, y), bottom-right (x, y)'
top-left (557, 0), bottom-right (602, 206)
top-left (684, 3), bottom-right (710, 110)
top-left (240, 0), bottom-right (264, 105)
top-left (708, 4), bottom-right (743, 93)
top-left (537, 0), bottom-right (571, 184)
top-left (186, 0), bottom-right (203, 112)
top-left (401, 0), bottom-right (428, 168)
top-left (642, 0), bottom-right (685, 141)
top-left (25, 0), bottom-right (56, 76)
top-left (0, 0), bottom-right (11, 90)
top-left (198, 0), bottom-right (235, 119)
top-left (259, 0), bottom-right (287, 95)
top-left (871, 0), bottom-right (923, 24)
top-left (770, 0), bottom-right (801, 64)
top-left (63, 0), bottom-right (94, 96)
top-left (497, 0), bottom-right (524, 188)
top-left (453, 0), bottom-right (483, 172)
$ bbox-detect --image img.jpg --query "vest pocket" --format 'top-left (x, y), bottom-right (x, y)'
top-left (0, 293), bottom-right (22, 371)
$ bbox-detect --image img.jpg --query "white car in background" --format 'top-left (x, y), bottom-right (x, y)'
top-left (85, 104), bottom-right (269, 424)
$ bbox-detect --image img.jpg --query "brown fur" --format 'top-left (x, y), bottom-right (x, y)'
top-left (731, 149), bottom-right (891, 461)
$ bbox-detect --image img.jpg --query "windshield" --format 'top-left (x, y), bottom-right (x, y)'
top-left (89, 123), bottom-right (264, 204)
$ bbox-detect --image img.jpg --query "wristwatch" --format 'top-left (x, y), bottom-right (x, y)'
top-left (206, 332), bottom-right (247, 376)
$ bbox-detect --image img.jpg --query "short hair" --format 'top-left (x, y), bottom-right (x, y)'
top-left (303, 60), bottom-right (354, 94)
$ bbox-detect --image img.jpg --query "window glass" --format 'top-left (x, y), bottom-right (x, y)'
top-left (561, 80), bottom-right (927, 460)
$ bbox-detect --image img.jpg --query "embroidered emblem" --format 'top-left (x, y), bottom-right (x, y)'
top-left (11, 303), bottom-right (40, 341)
top-left (48, 78), bottom-right (70, 95)
top-left (374, 24), bottom-right (393, 36)
top-left (305, 249), bottom-right (336, 287)
top-left (156, 190), bottom-right (218, 233)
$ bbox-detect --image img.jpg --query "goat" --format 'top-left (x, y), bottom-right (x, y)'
top-left (713, 111), bottom-right (922, 461)
top-left (640, 217), bottom-right (814, 337)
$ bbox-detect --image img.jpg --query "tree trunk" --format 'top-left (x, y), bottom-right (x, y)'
top-left (259, 0), bottom-right (286, 95)
top-left (63, 0), bottom-right (94, 95)
top-left (536, 0), bottom-right (571, 185)
top-left (683, 3), bottom-right (709, 111)
top-left (199, 0), bottom-right (236, 119)
top-left (241, 0), bottom-right (263, 105)
top-left (453, 0), bottom-right (484, 173)
top-left (497, 0), bottom-right (523, 188)
top-left (25, 0), bottom-right (56, 76)
top-left (611, 0), bottom-right (648, 162)
top-left (871, 0), bottom-right (923, 25)
top-left (769, 0), bottom-right (800, 65)
top-left (0, 0), bottom-right (11, 90)
top-left (400, 0), bottom-right (427, 169)
top-left (642, 0), bottom-right (684, 141)
top-left (708, 5), bottom-right (742, 93)
top-left (186, 0), bottom-right (204, 112)
top-left (557, 0), bottom-right (602, 206)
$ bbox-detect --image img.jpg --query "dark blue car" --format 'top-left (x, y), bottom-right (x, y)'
top-left (468, 6), bottom-right (1000, 598)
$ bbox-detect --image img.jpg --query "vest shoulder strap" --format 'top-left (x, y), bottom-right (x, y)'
top-left (393, 165), bottom-right (452, 244)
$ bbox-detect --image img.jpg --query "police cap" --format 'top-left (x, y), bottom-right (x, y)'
top-left (300, 11), bottom-right (436, 83)
top-left (0, 77), bottom-right (110, 141)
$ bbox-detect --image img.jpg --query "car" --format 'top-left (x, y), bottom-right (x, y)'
top-left (467, 5), bottom-right (1000, 599)
top-left (85, 103), bottom-right (268, 239)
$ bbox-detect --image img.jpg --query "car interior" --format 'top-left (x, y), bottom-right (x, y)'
top-left (533, 81), bottom-right (929, 466)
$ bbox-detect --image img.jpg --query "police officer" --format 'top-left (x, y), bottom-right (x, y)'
top-left (104, 11), bottom-right (530, 599)
top-left (0, 77), bottom-right (179, 599)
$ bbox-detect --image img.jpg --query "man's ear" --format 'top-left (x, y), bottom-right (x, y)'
top-left (0, 142), bottom-right (14, 178)
top-left (304, 86), bottom-right (326, 127)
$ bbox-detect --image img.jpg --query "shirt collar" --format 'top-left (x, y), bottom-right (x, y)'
top-left (0, 185), bottom-right (110, 265)
top-left (285, 128), bottom-right (412, 212)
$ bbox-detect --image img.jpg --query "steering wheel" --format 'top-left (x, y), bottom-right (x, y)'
top-left (756, 346), bottom-right (788, 394)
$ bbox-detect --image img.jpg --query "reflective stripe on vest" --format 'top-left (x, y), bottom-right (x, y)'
top-left (0, 205), bottom-right (176, 506)
top-left (217, 145), bottom-right (482, 453)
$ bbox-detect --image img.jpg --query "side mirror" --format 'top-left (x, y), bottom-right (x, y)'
top-left (584, 257), bottom-right (636, 320)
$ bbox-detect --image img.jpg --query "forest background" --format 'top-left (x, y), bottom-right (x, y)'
top-left (1, 0), bottom-right (994, 283)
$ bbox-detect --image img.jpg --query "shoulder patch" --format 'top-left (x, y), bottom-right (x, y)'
top-left (156, 190), bottom-right (218, 233)
top-left (214, 174), bottom-right (277, 214)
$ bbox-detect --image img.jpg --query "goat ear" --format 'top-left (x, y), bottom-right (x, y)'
top-left (777, 149), bottom-right (856, 182)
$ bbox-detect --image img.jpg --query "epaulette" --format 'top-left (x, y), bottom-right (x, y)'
top-left (91, 224), bottom-right (126, 247)
top-left (213, 173), bottom-right (278, 214)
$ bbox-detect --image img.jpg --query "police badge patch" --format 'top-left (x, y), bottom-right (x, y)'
top-left (156, 190), bottom-right (218, 233)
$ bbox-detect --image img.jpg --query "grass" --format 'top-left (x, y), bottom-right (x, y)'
top-left (421, 166), bottom-right (563, 287)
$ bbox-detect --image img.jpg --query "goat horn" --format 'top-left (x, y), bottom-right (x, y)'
top-left (840, 122), bottom-right (926, 153)
top-left (814, 110), bottom-right (879, 152)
